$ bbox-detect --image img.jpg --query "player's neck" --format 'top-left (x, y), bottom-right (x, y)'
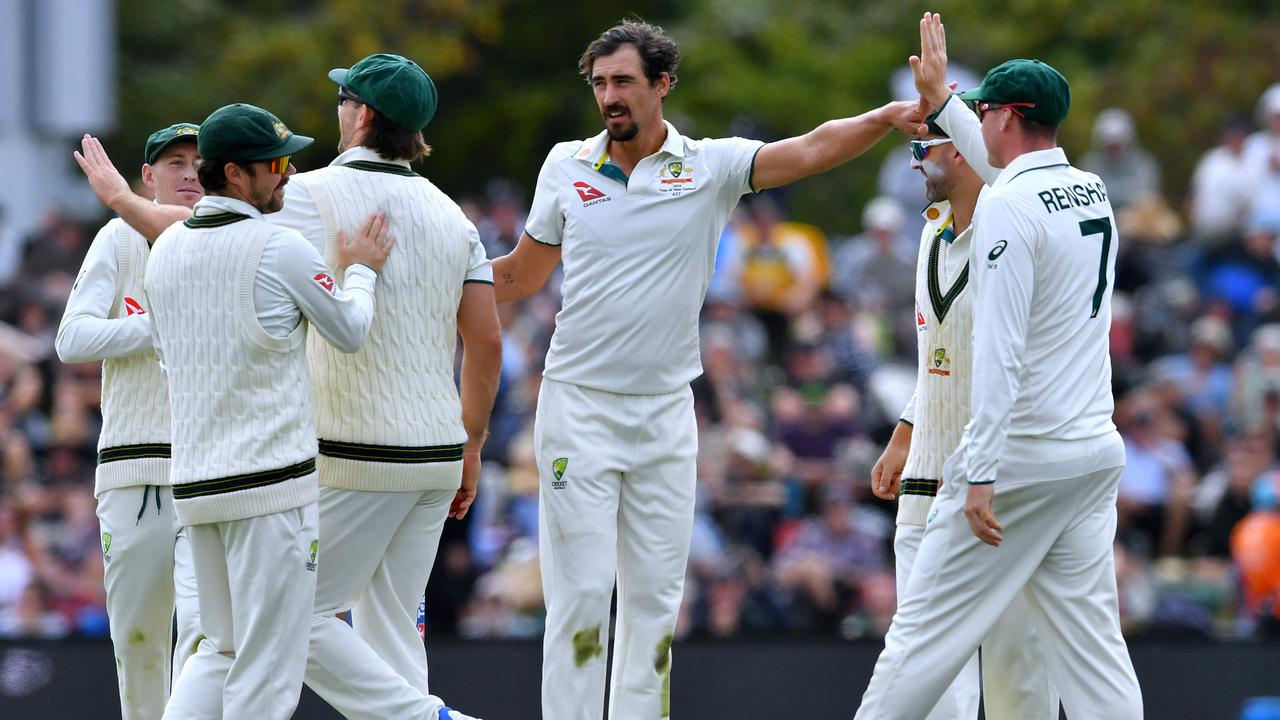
top-left (608, 119), bottom-right (667, 175)
top-left (948, 182), bottom-right (981, 233)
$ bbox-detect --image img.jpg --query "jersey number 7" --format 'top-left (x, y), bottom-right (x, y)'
top-left (1079, 217), bottom-right (1113, 319)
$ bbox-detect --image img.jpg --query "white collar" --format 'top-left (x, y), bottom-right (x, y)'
top-left (194, 195), bottom-right (263, 219)
top-left (993, 147), bottom-right (1070, 187)
top-left (330, 146), bottom-right (412, 169)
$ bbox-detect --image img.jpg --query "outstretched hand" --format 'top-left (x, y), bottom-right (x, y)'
top-left (73, 135), bottom-right (132, 210)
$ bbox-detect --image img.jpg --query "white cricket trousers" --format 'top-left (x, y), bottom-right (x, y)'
top-left (855, 465), bottom-right (1142, 720)
top-left (162, 502), bottom-right (319, 720)
top-left (536, 378), bottom-right (698, 720)
top-left (895, 524), bottom-right (1058, 720)
top-left (305, 486), bottom-right (453, 719)
top-left (98, 484), bottom-right (200, 720)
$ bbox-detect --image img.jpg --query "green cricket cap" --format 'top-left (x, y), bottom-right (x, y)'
top-left (196, 103), bottom-right (314, 163)
top-left (144, 123), bottom-right (200, 165)
top-left (959, 59), bottom-right (1071, 128)
top-left (329, 53), bottom-right (438, 131)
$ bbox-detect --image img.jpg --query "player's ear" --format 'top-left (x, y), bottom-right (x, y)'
top-left (141, 164), bottom-right (156, 189)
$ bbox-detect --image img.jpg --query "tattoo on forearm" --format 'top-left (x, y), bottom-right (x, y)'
top-left (502, 272), bottom-right (514, 285)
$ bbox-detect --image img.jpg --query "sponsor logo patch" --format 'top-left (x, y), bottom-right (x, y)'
top-left (123, 297), bottom-right (146, 316)
top-left (574, 182), bottom-right (610, 206)
top-left (314, 273), bottom-right (336, 293)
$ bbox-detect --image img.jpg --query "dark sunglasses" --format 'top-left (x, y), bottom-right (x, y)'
top-left (338, 87), bottom-right (365, 107)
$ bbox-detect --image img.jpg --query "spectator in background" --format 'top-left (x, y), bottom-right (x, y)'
top-left (831, 197), bottom-right (915, 354)
top-left (475, 178), bottom-right (526, 259)
top-left (771, 482), bottom-right (888, 632)
top-left (0, 204), bottom-right (23, 288)
top-left (1188, 115), bottom-right (1257, 245)
top-left (1230, 472), bottom-right (1280, 634)
top-left (1232, 324), bottom-right (1280, 433)
top-left (1081, 108), bottom-right (1161, 211)
top-left (738, 195), bottom-right (829, 361)
top-left (1244, 84), bottom-right (1280, 232)
top-left (1116, 389), bottom-right (1197, 556)
top-left (1192, 425), bottom-right (1275, 559)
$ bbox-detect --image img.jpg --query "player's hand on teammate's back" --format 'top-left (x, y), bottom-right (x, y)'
top-left (451, 448), bottom-right (480, 520)
top-left (74, 134), bottom-right (133, 209)
top-left (338, 212), bottom-right (396, 274)
top-left (963, 483), bottom-right (1004, 546)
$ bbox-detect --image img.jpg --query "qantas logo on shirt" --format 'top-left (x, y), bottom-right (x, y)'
top-left (314, 273), bottom-right (336, 294)
top-left (123, 297), bottom-right (145, 316)
top-left (915, 302), bottom-right (927, 332)
top-left (573, 181), bottom-right (611, 207)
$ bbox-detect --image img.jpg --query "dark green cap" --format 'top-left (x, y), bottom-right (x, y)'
top-left (144, 123), bottom-right (200, 165)
top-left (196, 103), bottom-right (314, 163)
top-left (329, 53), bottom-right (437, 131)
top-left (959, 59), bottom-right (1071, 128)
top-left (923, 109), bottom-right (948, 138)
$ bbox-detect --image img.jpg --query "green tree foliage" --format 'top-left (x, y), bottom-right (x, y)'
top-left (116, 0), bottom-right (1280, 231)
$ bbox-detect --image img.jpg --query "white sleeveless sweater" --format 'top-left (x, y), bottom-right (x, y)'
top-left (95, 219), bottom-right (172, 495)
top-left (146, 210), bottom-right (318, 525)
top-left (301, 161), bottom-right (471, 492)
top-left (899, 203), bottom-right (974, 526)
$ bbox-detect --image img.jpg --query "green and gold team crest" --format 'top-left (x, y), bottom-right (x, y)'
top-left (101, 532), bottom-right (112, 563)
top-left (306, 539), bottom-right (319, 572)
top-left (551, 457), bottom-right (569, 490)
top-left (666, 161), bottom-right (683, 178)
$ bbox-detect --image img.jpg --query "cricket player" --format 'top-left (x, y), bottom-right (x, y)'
top-left (491, 20), bottom-right (923, 720)
top-left (74, 56), bottom-right (496, 720)
top-left (139, 103), bottom-right (390, 720)
top-left (854, 14), bottom-right (1142, 720)
top-left (274, 54), bottom-right (499, 720)
top-left (57, 122), bottom-right (203, 720)
top-left (869, 128), bottom-right (1058, 720)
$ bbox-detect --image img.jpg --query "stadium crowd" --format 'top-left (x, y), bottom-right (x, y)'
top-left (2, 86), bottom-right (1280, 644)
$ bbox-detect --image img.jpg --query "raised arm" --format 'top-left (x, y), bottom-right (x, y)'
top-left (750, 101), bottom-right (924, 191)
top-left (74, 135), bottom-right (190, 242)
top-left (910, 12), bottom-right (1000, 184)
top-left (492, 233), bottom-right (562, 304)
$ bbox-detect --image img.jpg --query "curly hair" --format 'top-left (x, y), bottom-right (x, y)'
top-left (578, 19), bottom-right (680, 90)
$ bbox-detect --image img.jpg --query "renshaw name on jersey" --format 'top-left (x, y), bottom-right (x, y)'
top-left (1036, 180), bottom-right (1109, 214)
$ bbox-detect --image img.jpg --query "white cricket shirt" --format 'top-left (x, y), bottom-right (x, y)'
top-left (525, 121), bottom-right (763, 394)
top-left (953, 147), bottom-right (1125, 486)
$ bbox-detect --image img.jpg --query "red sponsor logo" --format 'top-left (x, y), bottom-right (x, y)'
top-left (915, 303), bottom-right (926, 328)
top-left (123, 297), bottom-right (146, 316)
top-left (314, 273), bottom-right (336, 293)
top-left (573, 181), bottom-right (606, 203)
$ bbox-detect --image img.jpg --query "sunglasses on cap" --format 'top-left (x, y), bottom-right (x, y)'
top-left (267, 155), bottom-right (291, 174)
top-left (973, 101), bottom-right (1037, 121)
top-left (910, 138), bottom-right (953, 161)
top-left (337, 87), bottom-right (365, 107)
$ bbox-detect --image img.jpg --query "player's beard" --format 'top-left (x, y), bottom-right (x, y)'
top-left (603, 104), bottom-right (639, 142)
top-left (252, 176), bottom-right (288, 213)
top-left (923, 166), bottom-right (956, 204)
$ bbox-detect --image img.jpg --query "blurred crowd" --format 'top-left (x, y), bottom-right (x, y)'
top-left (3, 85), bottom-right (1280, 644)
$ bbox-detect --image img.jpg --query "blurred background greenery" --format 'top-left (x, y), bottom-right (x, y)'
top-left (113, 0), bottom-right (1280, 231)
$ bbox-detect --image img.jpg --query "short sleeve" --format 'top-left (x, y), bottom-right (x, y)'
top-left (523, 149), bottom-right (566, 247)
top-left (462, 219), bottom-right (493, 284)
top-left (707, 137), bottom-right (766, 197)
